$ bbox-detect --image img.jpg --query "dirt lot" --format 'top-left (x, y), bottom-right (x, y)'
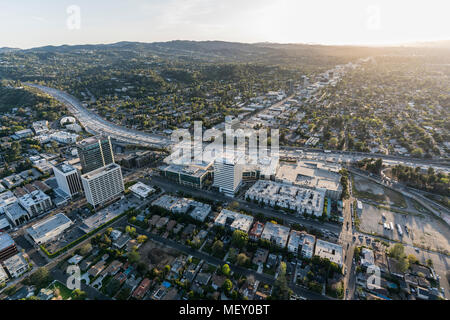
top-left (138, 240), bottom-right (180, 270)
top-left (359, 202), bottom-right (450, 254)
top-left (353, 174), bottom-right (406, 208)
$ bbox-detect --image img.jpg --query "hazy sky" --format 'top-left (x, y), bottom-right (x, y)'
top-left (1, 0), bottom-right (449, 49)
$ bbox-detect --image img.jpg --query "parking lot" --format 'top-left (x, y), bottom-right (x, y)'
top-left (359, 202), bottom-right (450, 254)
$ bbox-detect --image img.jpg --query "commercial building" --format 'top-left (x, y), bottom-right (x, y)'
top-left (14, 129), bottom-right (34, 139)
top-left (0, 232), bottom-right (17, 262)
top-left (213, 156), bottom-right (243, 197)
top-left (32, 120), bottom-right (49, 135)
top-left (27, 213), bottom-right (73, 245)
top-left (314, 239), bottom-right (343, 267)
top-left (275, 161), bottom-right (342, 200)
top-left (129, 182), bottom-right (155, 199)
top-left (77, 136), bottom-right (115, 174)
top-left (5, 203), bottom-right (32, 226)
top-left (160, 164), bottom-right (211, 189)
top-left (0, 218), bottom-right (11, 232)
top-left (0, 191), bottom-right (17, 214)
top-left (18, 190), bottom-right (53, 216)
top-left (246, 180), bottom-right (326, 217)
top-left (3, 253), bottom-right (28, 278)
top-left (81, 163), bottom-right (124, 209)
top-left (260, 222), bottom-right (290, 248)
top-left (214, 209), bottom-right (254, 233)
top-left (121, 151), bottom-right (155, 169)
top-left (50, 131), bottom-right (79, 144)
top-left (53, 163), bottom-right (83, 198)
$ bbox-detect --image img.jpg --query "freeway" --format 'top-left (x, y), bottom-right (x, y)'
top-left (28, 84), bottom-right (450, 172)
top-left (26, 83), bottom-right (172, 149)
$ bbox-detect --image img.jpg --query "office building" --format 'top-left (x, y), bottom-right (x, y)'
top-left (77, 136), bottom-right (115, 174)
top-left (81, 163), bottom-right (124, 208)
top-left (53, 163), bottom-right (83, 198)
top-left (5, 203), bottom-right (31, 226)
top-left (213, 156), bottom-right (243, 197)
top-left (129, 182), bottom-right (155, 199)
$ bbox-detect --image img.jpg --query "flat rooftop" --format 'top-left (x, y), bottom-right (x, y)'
top-left (54, 163), bottom-right (77, 174)
top-left (0, 232), bottom-right (15, 251)
top-left (82, 163), bottom-right (120, 180)
top-left (276, 161), bottom-right (342, 192)
top-left (27, 213), bottom-right (72, 241)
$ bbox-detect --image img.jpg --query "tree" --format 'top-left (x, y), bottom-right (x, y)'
top-left (28, 267), bottom-right (50, 288)
top-left (389, 243), bottom-right (405, 259)
top-left (411, 148), bottom-right (424, 158)
top-left (236, 253), bottom-right (249, 266)
top-left (222, 279), bottom-right (233, 292)
top-left (79, 242), bottom-right (92, 256)
top-left (72, 289), bottom-right (87, 300)
top-left (127, 250), bottom-right (141, 264)
top-left (407, 254), bottom-right (418, 265)
top-left (231, 230), bottom-right (249, 249)
top-left (221, 264), bottom-right (231, 276)
top-left (272, 262), bottom-right (291, 299)
top-left (212, 240), bottom-right (223, 253)
top-left (137, 235), bottom-right (148, 244)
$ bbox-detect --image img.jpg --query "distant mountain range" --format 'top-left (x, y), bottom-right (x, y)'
top-left (0, 47), bottom-right (20, 53)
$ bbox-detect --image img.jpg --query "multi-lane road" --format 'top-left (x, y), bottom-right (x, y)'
top-left (27, 84), bottom-right (172, 149)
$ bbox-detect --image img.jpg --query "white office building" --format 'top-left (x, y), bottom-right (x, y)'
top-left (213, 156), bottom-right (243, 197)
top-left (53, 163), bottom-right (83, 198)
top-left (27, 213), bottom-right (73, 245)
top-left (81, 163), bottom-right (124, 208)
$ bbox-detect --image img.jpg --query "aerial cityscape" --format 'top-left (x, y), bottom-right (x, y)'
top-left (0, 0), bottom-right (448, 310)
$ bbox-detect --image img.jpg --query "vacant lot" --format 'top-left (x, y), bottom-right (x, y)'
top-left (353, 174), bottom-right (407, 208)
top-left (138, 240), bottom-right (179, 270)
top-left (359, 202), bottom-right (450, 254)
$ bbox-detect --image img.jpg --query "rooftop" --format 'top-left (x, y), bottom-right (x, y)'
top-left (0, 232), bottom-right (15, 252)
top-left (27, 213), bottom-right (73, 243)
top-left (81, 163), bottom-right (120, 180)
